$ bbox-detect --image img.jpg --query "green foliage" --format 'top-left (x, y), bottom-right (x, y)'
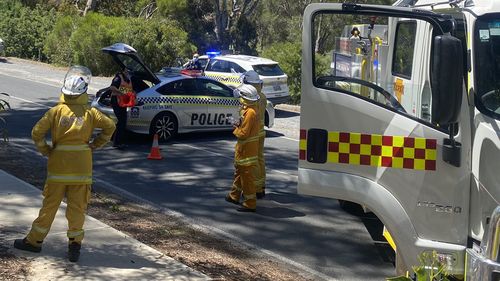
top-left (232, 16), bottom-right (258, 56)
top-left (260, 42), bottom-right (330, 105)
top-left (0, 1), bottom-right (56, 61)
top-left (69, 13), bottom-right (123, 75)
top-left (156, 0), bottom-right (187, 18)
top-left (42, 11), bottom-right (193, 76)
top-left (44, 16), bottom-right (80, 65)
top-left (95, 0), bottom-right (139, 17)
top-left (261, 42), bottom-right (301, 104)
top-left (387, 251), bottom-right (451, 281)
top-left (118, 18), bottom-right (194, 73)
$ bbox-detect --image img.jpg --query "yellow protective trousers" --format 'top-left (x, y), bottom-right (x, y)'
top-left (254, 130), bottom-right (266, 193)
top-left (26, 183), bottom-right (91, 246)
top-left (229, 164), bottom-right (257, 209)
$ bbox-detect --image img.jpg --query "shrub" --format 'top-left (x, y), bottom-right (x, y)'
top-left (260, 42), bottom-right (302, 104)
top-left (261, 42), bottom-right (331, 105)
top-left (118, 18), bottom-right (194, 73)
top-left (0, 2), bottom-right (56, 61)
top-left (44, 16), bottom-right (80, 66)
top-left (69, 13), bottom-right (123, 75)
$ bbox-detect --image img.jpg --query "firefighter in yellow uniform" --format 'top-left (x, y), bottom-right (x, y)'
top-left (225, 84), bottom-right (260, 212)
top-left (13, 66), bottom-right (116, 262)
top-left (241, 71), bottom-right (267, 199)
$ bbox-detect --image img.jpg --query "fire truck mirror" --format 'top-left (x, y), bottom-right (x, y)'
top-left (431, 34), bottom-right (463, 126)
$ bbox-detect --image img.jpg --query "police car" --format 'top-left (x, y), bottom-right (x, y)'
top-left (202, 55), bottom-right (290, 105)
top-left (91, 43), bottom-right (275, 141)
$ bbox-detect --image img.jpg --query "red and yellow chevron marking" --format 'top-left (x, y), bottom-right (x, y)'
top-left (299, 129), bottom-right (437, 171)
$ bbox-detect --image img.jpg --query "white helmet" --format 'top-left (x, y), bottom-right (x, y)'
top-left (235, 84), bottom-right (259, 102)
top-left (61, 65), bottom-right (91, 96)
top-left (242, 70), bottom-right (263, 85)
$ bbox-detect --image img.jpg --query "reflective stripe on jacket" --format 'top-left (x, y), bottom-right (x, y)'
top-left (32, 93), bottom-right (116, 184)
top-left (233, 105), bottom-right (259, 166)
top-left (118, 74), bottom-right (133, 95)
top-left (257, 91), bottom-right (267, 137)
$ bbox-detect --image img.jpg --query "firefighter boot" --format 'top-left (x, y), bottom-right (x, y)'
top-left (68, 242), bottom-right (81, 262)
top-left (13, 238), bottom-right (42, 253)
top-left (225, 195), bottom-right (240, 205)
top-left (256, 189), bottom-right (265, 199)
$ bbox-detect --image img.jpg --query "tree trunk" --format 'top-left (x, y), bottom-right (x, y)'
top-left (83, 0), bottom-right (97, 16)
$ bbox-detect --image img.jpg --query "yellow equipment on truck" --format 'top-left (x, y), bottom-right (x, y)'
top-left (298, 0), bottom-right (500, 279)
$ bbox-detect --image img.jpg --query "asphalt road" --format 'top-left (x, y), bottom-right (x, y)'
top-left (0, 58), bottom-right (395, 280)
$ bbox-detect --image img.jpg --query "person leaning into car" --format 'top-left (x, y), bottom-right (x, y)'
top-left (109, 68), bottom-right (134, 149)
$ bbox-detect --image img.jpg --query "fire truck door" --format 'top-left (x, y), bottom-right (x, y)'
top-left (298, 4), bottom-right (471, 268)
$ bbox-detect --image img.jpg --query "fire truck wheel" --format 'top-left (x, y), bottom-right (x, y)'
top-left (338, 199), bottom-right (362, 214)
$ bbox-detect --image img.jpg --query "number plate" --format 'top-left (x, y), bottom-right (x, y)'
top-left (273, 83), bottom-right (281, 91)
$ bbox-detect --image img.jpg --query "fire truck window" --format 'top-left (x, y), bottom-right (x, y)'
top-left (311, 12), bottom-right (445, 129)
top-left (392, 21), bottom-right (416, 79)
top-left (474, 18), bottom-right (500, 120)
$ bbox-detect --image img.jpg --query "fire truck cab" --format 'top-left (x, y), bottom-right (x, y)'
top-left (298, 0), bottom-right (500, 279)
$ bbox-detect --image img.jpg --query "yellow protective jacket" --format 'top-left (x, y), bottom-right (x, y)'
top-left (257, 91), bottom-right (267, 136)
top-left (32, 93), bottom-right (116, 184)
top-left (233, 104), bottom-right (260, 166)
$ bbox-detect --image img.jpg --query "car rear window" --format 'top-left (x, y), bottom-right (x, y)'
top-left (252, 64), bottom-right (284, 76)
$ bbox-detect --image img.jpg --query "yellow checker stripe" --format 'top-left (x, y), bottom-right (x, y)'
top-left (301, 130), bottom-right (438, 171)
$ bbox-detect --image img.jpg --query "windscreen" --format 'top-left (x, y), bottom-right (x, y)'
top-left (252, 64), bottom-right (284, 76)
top-left (311, 12), bottom-right (440, 125)
top-left (474, 16), bottom-right (500, 119)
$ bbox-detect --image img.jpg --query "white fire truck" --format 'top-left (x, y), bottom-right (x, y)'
top-left (298, 0), bottom-right (500, 279)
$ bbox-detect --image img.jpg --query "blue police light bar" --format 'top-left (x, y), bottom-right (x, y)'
top-left (206, 51), bottom-right (221, 58)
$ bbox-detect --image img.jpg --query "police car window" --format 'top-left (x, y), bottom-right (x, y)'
top-left (230, 62), bottom-right (245, 73)
top-left (198, 58), bottom-right (208, 69)
top-left (207, 60), bottom-right (230, 72)
top-left (253, 64), bottom-right (285, 76)
top-left (197, 79), bottom-right (233, 97)
top-left (157, 79), bottom-right (197, 96)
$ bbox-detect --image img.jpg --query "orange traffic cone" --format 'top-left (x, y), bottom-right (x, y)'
top-left (147, 134), bottom-right (163, 160)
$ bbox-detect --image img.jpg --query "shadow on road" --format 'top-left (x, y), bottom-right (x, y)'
top-left (275, 109), bottom-right (299, 118)
top-left (256, 206), bottom-right (305, 218)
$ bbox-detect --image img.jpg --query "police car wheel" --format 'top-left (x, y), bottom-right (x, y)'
top-left (150, 112), bottom-right (178, 142)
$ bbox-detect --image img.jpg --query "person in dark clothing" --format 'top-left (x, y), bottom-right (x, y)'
top-left (109, 68), bottom-right (134, 149)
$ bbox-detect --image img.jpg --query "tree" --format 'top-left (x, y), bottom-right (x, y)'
top-left (212, 0), bottom-right (259, 51)
top-left (83, 0), bottom-right (96, 15)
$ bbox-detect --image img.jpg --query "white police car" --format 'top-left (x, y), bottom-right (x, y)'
top-left (92, 43), bottom-right (274, 141)
top-left (203, 55), bottom-right (290, 105)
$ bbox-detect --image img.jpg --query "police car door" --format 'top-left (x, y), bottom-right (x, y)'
top-left (197, 78), bottom-right (238, 129)
top-left (299, 3), bottom-right (471, 270)
top-left (156, 78), bottom-right (207, 130)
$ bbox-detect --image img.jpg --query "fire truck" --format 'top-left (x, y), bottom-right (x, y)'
top-left (298, 0), bottom-right (500, 279)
